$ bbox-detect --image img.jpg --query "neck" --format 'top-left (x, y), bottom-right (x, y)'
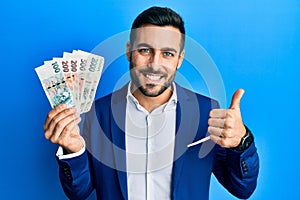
top-left (131, 84), bottom-right (173, 112)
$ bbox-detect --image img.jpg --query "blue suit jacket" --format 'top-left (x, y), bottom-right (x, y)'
top-left (57, 84), bottom-right (259, 200)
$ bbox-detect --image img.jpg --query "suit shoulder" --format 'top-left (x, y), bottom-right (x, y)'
top-left (179, 86), bottom-right (220, 109)
top-left (95, 92), bottom-right (113, 104)
top-left (94, 85), bottom-right (127, 107)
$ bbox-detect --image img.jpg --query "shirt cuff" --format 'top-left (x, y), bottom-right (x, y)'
top-left (56, 142), bottom-right (86, 160)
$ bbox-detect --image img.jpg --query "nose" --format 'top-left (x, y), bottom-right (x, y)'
top-left (149, 50), bottom-right (161, 67)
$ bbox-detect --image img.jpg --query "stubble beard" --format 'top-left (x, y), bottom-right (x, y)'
top-left (129, 62), bottom-right (175, 97)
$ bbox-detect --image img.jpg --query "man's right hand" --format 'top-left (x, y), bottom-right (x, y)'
top-left (43, 104), bottom-right (84, 154)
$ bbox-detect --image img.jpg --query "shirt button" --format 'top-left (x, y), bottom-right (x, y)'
top-left (147, 116), bottom-right (152, 125)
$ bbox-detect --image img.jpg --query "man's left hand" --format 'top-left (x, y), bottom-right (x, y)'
top-left (208, 89), bottom-right (247, 148)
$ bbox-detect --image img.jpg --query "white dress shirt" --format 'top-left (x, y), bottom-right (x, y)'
top-left (126, 82), bottom-right (177, 200)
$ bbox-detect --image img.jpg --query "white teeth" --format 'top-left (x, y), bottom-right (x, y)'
top-left (146, 74), bottom-right (160, 81)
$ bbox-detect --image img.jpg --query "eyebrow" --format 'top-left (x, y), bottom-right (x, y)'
top-left (136, 43), bottom-right (178, 54)
top-left (161, 47), bottom-right (178, 54)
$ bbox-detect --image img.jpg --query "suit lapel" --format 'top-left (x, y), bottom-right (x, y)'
top-left (110, 85), bottom-right (128, 200)
top-left (171, 85), bottom-right (201, 197)
top-left (171, 101), bottom-right (185, 194)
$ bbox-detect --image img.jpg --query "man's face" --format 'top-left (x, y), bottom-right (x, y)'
top-left (127, 25), bottom-right (184, 97)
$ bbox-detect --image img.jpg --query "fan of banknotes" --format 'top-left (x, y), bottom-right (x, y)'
top-left (35, 50), bottom-right (104, 114)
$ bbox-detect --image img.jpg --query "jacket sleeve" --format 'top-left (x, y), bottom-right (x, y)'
top-left (56, 112), bottom-right (95, 200)
top-left (56, 150), bottom-right (94, 200)
top-left (212, 141), bottom-right (259, 199)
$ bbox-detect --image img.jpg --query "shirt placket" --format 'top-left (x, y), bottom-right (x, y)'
top-left (146, 114), bottom-right (152, 200)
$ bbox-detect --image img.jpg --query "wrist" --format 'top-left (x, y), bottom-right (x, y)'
top-left (62, 136), bottom-right (85, 154)
top-left (231, 125), bottom-right (254, 151)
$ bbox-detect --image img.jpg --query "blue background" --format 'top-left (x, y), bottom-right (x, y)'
top-left (1, 0), bottom-right (299, 199)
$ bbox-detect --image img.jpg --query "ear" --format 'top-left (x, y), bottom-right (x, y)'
top-left (126, 42), bottom-right (131, 62)
top-left (177, 49), bottom-right (185, 69)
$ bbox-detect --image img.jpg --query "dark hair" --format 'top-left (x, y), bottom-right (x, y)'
top-left (130, 6), bottom-right (185, 52)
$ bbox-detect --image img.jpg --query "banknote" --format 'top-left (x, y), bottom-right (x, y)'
top-left (35, 61), bottom-right (74, 108)
top-left (52, 58), bottom-right (76, 106)
top-left (72, 50), bottom-right (91, 113)
top-left (60, 52), bottom-right (80, 106)
top-left (35, 50), bottom-right (104, 113)
top-left (62, 50), bottom-right (88, 113)
top-left (84, 55), bottom-right (104, 112)
top-left (76, 50), bottom-right (104, 113)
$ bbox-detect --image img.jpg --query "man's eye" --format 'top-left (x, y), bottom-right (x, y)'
top-left (138, 48), bottom-right (150, 54)
top-left (164, 52), bottom-right (174, 57)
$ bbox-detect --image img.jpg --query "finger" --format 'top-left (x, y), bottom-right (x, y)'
top-left (223, 117), bottom-right (234, 129)
top-left (44, 107), bottom-right (77, 139)
top-left (221, 128), bottom-right (233, 138)
top-left (208, 126), bottom-right (223, 137)
top-left (49, 114), bottom-right (81, 143)
top-left (61, 116), bottom-right (82, 137)
top-left (229, 88), bottom-right (245, 110)
top-left (210, 134), bottom-right (222, 145)
top-left (50, 107), bottom-right (77, 129)
top-left (43, 104), bottom-right (67, 130)
top-left (210, 134), bottom-right (234, 148)
top-left (208, 118), bottom-right (225, 128)
top-left (45, 109), bottom-right (78, 140)
top-left (209, 109), bottom-right (227, 118)
top-left (51, 112), bottom-right (80, 137)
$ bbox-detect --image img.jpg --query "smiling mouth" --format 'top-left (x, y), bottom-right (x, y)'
top-left (145, 74), bottom-right (162, 81)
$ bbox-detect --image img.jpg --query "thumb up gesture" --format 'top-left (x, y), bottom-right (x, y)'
top-left (208, 89), bottom-right (247, 148)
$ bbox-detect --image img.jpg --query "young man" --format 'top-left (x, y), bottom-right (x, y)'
top-left (43, 6), bottom-right (259, 200)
